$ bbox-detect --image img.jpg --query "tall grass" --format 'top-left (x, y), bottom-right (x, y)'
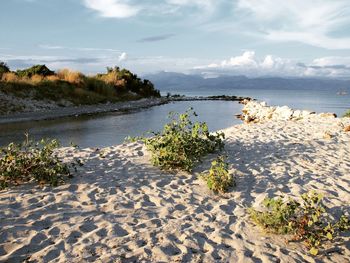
top-left (57, 69), bottom-right (84, 84)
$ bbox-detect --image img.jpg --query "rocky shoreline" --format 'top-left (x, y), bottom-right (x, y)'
top-left (238, 100), bottom-right (338, 123)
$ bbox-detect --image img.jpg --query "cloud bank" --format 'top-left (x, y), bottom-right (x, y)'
top-left (194, 51), bottom-right (350, 78)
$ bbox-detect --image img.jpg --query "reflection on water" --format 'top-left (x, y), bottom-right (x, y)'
top-left (0, 101), bottom-right (243, 148)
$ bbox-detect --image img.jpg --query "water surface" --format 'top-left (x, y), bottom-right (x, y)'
top-left (0, 101), bottom-right (242, 148)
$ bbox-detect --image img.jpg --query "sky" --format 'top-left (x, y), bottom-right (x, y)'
top-left (1, 0), bottom-right (350, 78)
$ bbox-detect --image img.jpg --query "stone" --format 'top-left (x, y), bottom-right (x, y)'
top-left (320, 113), bottom-right (337, 118)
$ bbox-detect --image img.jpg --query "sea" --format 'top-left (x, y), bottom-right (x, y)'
top-left (0, 86), bottom-right (349, 148)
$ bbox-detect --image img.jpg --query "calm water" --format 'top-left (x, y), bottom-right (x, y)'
top-left (0, 101), bottom-right (243, 148)
top-left (163, 88), bottom-right (350, 117)
top-left (0, 86), bottom-right (349, 148)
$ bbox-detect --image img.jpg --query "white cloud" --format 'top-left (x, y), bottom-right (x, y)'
top-left (194, 51), bottom-right (350, 78)
top-left (118, 52), bottom-right (127, 62)
top-left (237, 0), bottom-right (350, 50)
top-left (82, 0), bottom-right (217, 19)
top-left (39, 44), bottom-right (121, 53)
top-left (312, 56), bottom-right (350, 67)
top-left (83, 0), bottom-right (139, 18)
top-left (221, 51), bottom-right (258, 68)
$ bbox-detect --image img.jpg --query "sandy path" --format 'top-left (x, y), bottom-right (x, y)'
top-left (0, 116), bottom-right (349, 262)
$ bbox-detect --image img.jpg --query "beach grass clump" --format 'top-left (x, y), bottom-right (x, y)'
top-left (249, 191), bottom-right (350, 255)
top-left (201, 156), bottom-right (234, 193)
top-left (133, 109), bottom-right (225, 172)
top-left (343, 110), bottom-right (350, 118)
top-left (0, 135), bottom-right (71, 189)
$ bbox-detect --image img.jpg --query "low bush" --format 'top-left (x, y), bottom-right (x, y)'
top-left (0, 135), bottom-right (72, 189)
top-left (131, 109), bottom-right (225, 171)
top-left (249, 191), bottom-right (350, 255)
top-left (16, 64), bottom-right (54, 78)
top-left (201, 156), bottom-right (234, 193)
top-left (343, 110), bottom-right (350, 118)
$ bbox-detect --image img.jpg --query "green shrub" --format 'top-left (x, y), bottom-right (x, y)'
top-left (0, 135), bottom-right (71, 189)
top-left (343, 110), bottom-right (350, 118)
top-left (249, 191), bottom-right (350, 255)
top-left (131, 109), bottom-right (225, 171)
top-left (16, 64), bottom-right (54, 78)
top-left (201, 156), bottom-right (234, 193)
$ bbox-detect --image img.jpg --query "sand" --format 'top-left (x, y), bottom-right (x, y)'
top-left (0, 114), bottom-right (349, 262)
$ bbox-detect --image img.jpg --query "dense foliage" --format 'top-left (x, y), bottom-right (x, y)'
top-left (0, 136), bottom-right (71, 189)
top-left (0, 63), bottom-right (160, 106)
top-left (16, 65), bottom-right (55, 78)
top-left (131, 109), bottom-right (225, 171)
top-left (249, 192), bottom-right (350, 255)
top-left (201, 156), bottom-right (234, 193)
top-left (344, 110), bottom-right (350, 118)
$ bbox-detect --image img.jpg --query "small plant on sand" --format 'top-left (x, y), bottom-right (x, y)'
top-left (249, 191), bottom-right (350, 255)
top-left (0, 134), bottom-right (72, 189)
top-left (343, 110), bottom-right (350, 118)
top-left (129, 108), bottom-right (225, 171)
top-left (201, 156), bottom-right (234, 193)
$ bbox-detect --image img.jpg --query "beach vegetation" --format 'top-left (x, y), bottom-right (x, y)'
top-left (201, 156), bottom-right (234, 193)
top-left (0, 64), bottom-right (160, 107)
top-left (16, 64), bottom-right (55, 78)
top-left (249, 191), bottom-right (350, 255)
top-left (0, 61), bottom-right (10, 78)
top-left (0, 135), bottom-right (72, 189)
top-left (130, 109), bottom-right (225, 171)
top-left (343, 110), bottom-right (350, 118)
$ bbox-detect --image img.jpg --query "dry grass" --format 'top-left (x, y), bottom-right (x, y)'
top-left (57, 69), bottom-right (84, 84)
top-left (99, 71), bottom-right (119, 85)
top-left (31, 74), bottom-right (44, 83)
top-left (1, 72), bottom-right (19, 82)
top-left (45, 75), bottom-right (60, 82)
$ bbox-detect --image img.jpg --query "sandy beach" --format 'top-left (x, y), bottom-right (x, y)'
top-left (0, 104), bottom-right (349, 262)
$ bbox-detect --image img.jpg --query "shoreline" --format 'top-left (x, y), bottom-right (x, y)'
top-left (0, 102), bottom-right (349, 262)
top-left (0, 95), bottom-right (250, 125)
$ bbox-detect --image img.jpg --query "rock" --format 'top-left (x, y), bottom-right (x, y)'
top-left (344, 125), bottom-right (350, 132)
top-left (320, 113), bottom-right (337, 118)
top-left (241, 101), bottom-right (337, 124)
top-left (274, 106), bottom-right (293, 120)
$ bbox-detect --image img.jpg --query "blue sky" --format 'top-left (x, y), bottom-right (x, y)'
top-left (1, 0), bottom-right (350, 78)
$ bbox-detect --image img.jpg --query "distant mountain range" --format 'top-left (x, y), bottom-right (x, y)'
top-left (144, 72), bottom-right (350, 93)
